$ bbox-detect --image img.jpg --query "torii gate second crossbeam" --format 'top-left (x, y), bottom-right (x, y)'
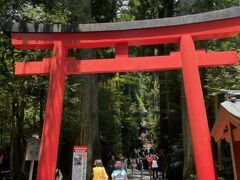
top-left (6, 6), bottom-right (240, 180)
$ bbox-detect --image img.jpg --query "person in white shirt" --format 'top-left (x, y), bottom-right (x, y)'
top-left (151, 155), bottom-right (159, 180)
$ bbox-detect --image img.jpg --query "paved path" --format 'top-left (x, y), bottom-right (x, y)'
top-left (127, 169), bottom-right (150, 180)
top-left (127, 169), bottom-right (167, 180)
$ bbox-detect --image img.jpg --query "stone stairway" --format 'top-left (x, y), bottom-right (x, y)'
top-left (127, 169), bottom-right (167, 180)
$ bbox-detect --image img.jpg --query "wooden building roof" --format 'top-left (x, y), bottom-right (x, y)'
top-left (211, 100), bottom-right (240, 142)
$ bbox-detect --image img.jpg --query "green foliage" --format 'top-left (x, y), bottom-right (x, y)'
top-left (175, 0), bottom-right (238, 15)
top-left (120, 0), bottom-right (164, 20)
top-left (19, 2), bottom-right (70, 23)
top-left (98, 73), bottom-right (142, 156)
top-left (92, 0), bottom-right (118, 22)
top-left (192, 0), bottom-right (238, 13)
top-left (204, 36), bottom-right (240, 96)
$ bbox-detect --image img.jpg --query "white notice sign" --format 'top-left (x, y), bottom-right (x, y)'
top-left (72, 146), bottom-right (88, 180)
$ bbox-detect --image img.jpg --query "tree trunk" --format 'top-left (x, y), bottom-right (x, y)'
top-left (214, 95), bottom-right (223, 168)
top-left (181, 83), bottom-right (195, 179)
top-left (39, 85), bottom-right (45, 133)
top-left (10, 100), bottom-right (15, 178)
top-left (10, 95), bottom-right (25, 178)
top-left (178, 1), bottom-right (196, 179)
top-left (80, 73), bottom-right (100, 180)
top-left (60, 0), bottom-right (100, 179)
top-left (0, 116), bottom-right (3, 145)
top-left (162, 0), bottom-right (179, 143)
top-left (78, 1), bottom-right (101, 175)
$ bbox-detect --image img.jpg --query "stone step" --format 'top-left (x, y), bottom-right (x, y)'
top-left (127, 169), bottom-right (167, 180)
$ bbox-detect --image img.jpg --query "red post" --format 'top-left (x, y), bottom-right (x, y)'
top-left (180, 35), bottom-right (216, 180)
top-left (37, 42), bottom-right (67, 180)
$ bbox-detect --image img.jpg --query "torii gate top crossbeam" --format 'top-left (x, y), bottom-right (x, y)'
top-left (4, 6), bottom-right (240, 50)
top-left (6, 6), bottom-right (240, 75)
top-left (4, 6), bottom-right (240, 33)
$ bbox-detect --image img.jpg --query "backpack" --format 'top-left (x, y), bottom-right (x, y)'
top-left (147, 155), bottom-right (153, 162)
top-left (147, 155), bottom-right (153, 167)
top-left (113, 169), bottom-right (126, 180)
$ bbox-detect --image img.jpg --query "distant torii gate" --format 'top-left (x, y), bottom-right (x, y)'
top-left (7, 6), bottom-right (240, 180)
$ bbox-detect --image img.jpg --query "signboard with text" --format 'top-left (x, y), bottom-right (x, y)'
top-left (71, 146), bottom-right (88, 180)
top-left (25, 138), bottom-right (41, 161)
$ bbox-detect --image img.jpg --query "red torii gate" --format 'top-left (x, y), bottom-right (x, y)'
top-left (7, 6), bottom-right (240, 180)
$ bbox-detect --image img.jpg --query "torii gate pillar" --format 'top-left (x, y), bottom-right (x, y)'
top-left (37, 42), bottom-right (67, 180)
top-left (181, 36), bottom-right (216, 180)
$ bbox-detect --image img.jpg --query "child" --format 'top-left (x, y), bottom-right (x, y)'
top-left (111, 161), bottom-right (128, 180)
top-left (93, 159), bottom-right (108, 180)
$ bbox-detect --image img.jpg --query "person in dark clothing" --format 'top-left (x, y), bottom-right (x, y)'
top-left (0, 151), bottom-right (10, 179)
top-left (107, 155), bottom-right (116, 177)
top-left (136, 158), bottom-right (143, 178)
top-left (158, 150), bottom-right (167, 178)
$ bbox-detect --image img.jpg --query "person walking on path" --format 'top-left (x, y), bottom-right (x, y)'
top-left (120, 155), bottom-right (128, 171)
top-left (158, 149), bottom-right (166, 179)
top-left (146, 153), bottom-right (153, 178)
top-left (93, 159), bottom-right (108, 180)
top-left (111, 161), bottom-right (128, 180)
top-left (107, 155), bottom-right (116, 177)
top-left (152, 155), bottom-right (159, 180)
top-left (136, 158), bottom-right (143, 179)
top-left (130, 158), bottom-right (137, 175)
top-left (55, 168), bottom-right (63, 180)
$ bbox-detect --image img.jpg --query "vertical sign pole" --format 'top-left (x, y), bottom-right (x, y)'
top-left (37, 42), bottom-right (67, 180)
top-left (28, 160), bottom-right (34, 180)
top-left (180, 35), bottom-right (216, 180)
